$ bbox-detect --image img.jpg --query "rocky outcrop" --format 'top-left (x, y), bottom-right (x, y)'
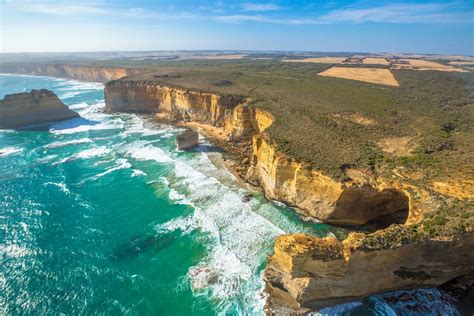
top-left (177, 128), bottom-right (199, 150)
top-left (226, 105), bottom-right (274, 140)
top-left (0, 89), bottom-right (79, 129)
top-left (264, 228), bottom-right (474, 312)
top-left (105, 80), bottom-right (243, 126)
top-left (247, 135), bottom-right (410, 226)
top-left (0, 64), bottom-right (134, 82)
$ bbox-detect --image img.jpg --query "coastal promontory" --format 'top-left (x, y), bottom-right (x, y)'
top-left (0, 89), bottom-right (79, 129)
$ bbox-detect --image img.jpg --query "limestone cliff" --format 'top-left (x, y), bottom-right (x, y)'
top-left (0, 89), bottom-right (79, 129)
top-left (247, 135), bottom-right (411, 226)
top-left (105, 80), bottom-right (243, 126)
top-left (265, 228), bottom-right (474, 312)
top-left (226, 105), bottom-right (274, 140)
top-left (0, 64), bottom-right (134, 82)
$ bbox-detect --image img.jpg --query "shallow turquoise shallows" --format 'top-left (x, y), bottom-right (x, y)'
top-left (0, 74), bottom-right (464, 315)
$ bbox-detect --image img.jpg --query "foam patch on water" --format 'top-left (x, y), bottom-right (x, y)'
top-left (44, 181), bottom-right (71, 194)
top-left (50, 117), bottom-right (122, 135)
top-left (69, 102), bottom-right (89, 110)
top-left (45, 138), bottom-right (92, 149)
top-left (124, 141), bottom-right (174, 163)
top-left (0, 147), bottom-right (23, 156)
top-left (91, 158), bottom-right (132, 180)
top-left (168, 188), bottom-right (189, 204)
top-left (122, 116), bottom-right (170, 137)
top-left (76, 146), bottom-right (111, 159)
top-left (0, 244), bottom-right (32, 258)
top-left (131, 169), bottom-right (147, 177)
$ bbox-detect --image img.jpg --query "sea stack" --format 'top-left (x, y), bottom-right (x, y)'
top-left (176, 128), bottom-right (199, 150)
top-left (0, 89), bottom-right (79, 129)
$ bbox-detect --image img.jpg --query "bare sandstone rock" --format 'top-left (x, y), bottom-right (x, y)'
top-left (0, 89), bottom-right (79, 129)
top-left (176, 128), bottom-right (199, 150)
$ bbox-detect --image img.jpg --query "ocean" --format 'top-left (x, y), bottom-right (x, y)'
top-left (0, 74), bottom-right (463, 315)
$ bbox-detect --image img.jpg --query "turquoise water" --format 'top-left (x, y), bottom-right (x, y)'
top-left (0, 74), bottom-right (465, 315)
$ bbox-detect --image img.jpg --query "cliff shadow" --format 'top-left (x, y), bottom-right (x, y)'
top-left (329, 186), bottom-right (410, 231)
top-left (48, 117), bottom-right (100, 131)
top-left (194, 144), bottom-right (226, 154)
top-left (18, 117), bottom-right (100, 132)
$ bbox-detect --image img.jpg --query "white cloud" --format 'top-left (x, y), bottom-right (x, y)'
top-left (10, 1), bottom-right (473, 25)
top-left (319, 2), bottom-right (473, 24)
top-left (241, 3), bottom-right (282, 11)
top-left (21, 3), bottom-right (106, 16)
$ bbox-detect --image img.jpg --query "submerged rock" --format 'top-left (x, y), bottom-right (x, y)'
top-left (176, 128), bottom-right (199, 150)
top-left (0, 89), bottom-right (79, 129)
top-left (111, 232), bottom-right (176, 260)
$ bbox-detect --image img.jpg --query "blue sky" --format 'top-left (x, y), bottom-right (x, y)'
top-left (1, 0), bottom-right (473, 54)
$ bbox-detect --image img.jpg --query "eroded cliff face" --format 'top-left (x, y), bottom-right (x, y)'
top-left (226, 105), bottom-right (274, 140)
top-left (0, 89), bottom-right (79, 129)
top-left (247, 135), bottom-right (411, 226)
top-left (0, 64), bottom-right (133, 82)
top-left (265, 229), bottom-right (474, 312)
top-left (105, 81), bottom-right (243, 126)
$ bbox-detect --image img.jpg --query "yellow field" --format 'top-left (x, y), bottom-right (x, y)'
top-left (392, 59), bottom-right (466, 72)
top-left (283, 57), bottom-right (346, 64)
top-left (362, 57), bottom-right (390, 65)
top-left (448, 61), bottom-right (474, 65)
top-left (318, 67), bottom-right (399, 86)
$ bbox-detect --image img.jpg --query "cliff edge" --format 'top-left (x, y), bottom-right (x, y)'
top-left (0, 89), bottom-right (79, 129)
top-left (100, 73), bottom-right (473, 312)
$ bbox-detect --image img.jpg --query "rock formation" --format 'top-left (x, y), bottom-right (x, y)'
top-left (264, 228), bottom-right (474, 312)
top-left (0, 64), bottom-right (135, 82)
top-left (0, 89), bottom-right (79, 129)
top-left (247, 135), bottom-right (410, 226)
top-left (177, 128), bottom-right (199, 150)
top-left (105, 80), bottom-right (243, 125)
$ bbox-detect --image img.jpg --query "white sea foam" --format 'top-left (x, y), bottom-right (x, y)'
top-left (59, 91), bottom-right (81, 99)
top-left (122, 115), bottom-right (166, 136)
top-left (50, 117), bottom-right (122, 135)
top-left (0, 147), bottom-right (23, 156)
top-left (45, 138), bottom-right (92, 149)
top-left (44, 181), bottom-right (71, 194)
top-left (78, 101), bottom-right (106, 116)
top-left (91, 158), bottom-right (132, 179)
top-left (131, 169), bottom-right (147, 177)
top-left (124, 141), bottom-right (173, 163)
top-left (0, 244), bottom-right (32, 258)
top-left (168, 188), bottom-right (188, 204)
top-left (64, 80), bottom-right (103, 90)
top-left (69, 102), bottom-right (89, 110)
top-left (76, 146), bottom-right (111, 159)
